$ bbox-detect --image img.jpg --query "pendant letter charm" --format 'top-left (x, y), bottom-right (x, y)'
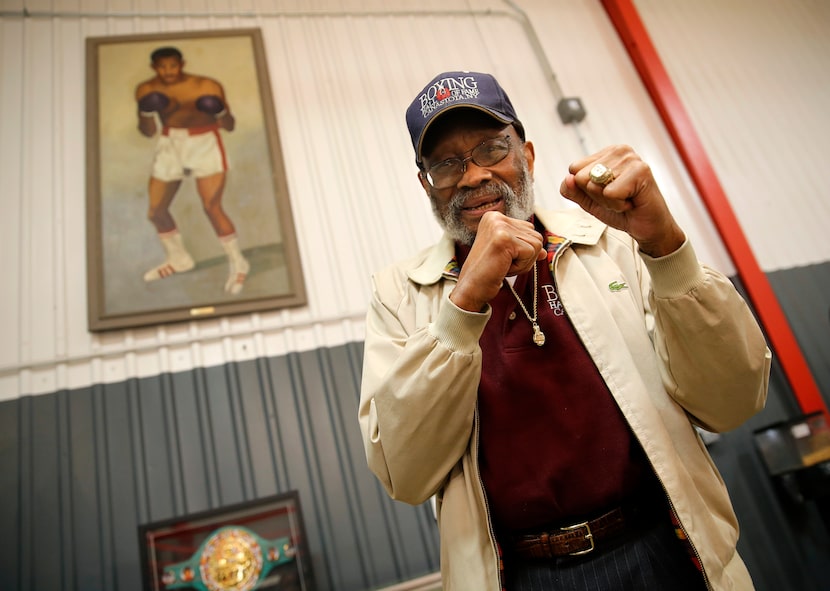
top-left (532, 323), bottom-right (546, 346)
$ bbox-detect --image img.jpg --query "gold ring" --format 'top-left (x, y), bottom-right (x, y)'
top-left (589, 163), bottom-right (615, 186)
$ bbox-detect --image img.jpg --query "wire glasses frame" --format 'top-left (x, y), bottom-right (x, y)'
top-left (421, 135), bottom-right (512, 189)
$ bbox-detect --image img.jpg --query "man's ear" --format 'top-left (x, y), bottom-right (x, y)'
top-left (523, 140), bottom-right (536, 176)
top-left (417, 170), bottom-right (431, 194)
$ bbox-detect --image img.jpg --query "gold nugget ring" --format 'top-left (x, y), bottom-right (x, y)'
top-left (589, 163), bottom-right (615, 186)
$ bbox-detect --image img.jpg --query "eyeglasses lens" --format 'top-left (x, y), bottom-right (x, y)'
top-left (426, 137), bottom-right (510, 189)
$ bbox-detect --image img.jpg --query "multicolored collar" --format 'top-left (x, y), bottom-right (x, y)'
top-left (405, 208), bottom-right (606, 287)
top-left (442, 231), bottom-right (568, 279)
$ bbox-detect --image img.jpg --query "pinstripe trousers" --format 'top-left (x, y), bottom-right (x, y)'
top-left (503, 517), bottom-right (708, 591)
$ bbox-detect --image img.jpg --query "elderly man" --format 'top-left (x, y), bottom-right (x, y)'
top-left (359, 71), bottom-right (770, 590)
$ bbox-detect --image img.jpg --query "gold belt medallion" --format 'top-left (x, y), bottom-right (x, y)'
top-left (199, 528), bottom-right (263, 591)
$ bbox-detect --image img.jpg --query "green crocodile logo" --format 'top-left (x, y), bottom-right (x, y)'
top-left (608, 280), bottom-right (628, 292)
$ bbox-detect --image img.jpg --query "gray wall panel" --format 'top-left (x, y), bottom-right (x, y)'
top-left (768, 262), bottom-right (830, 408)
top-left (722, 277), bottom-right (830, 588)
top-left (0, 343), bottom-right (442, 591)
top-left (136, 374), bottom-right (179, 520)
top-left (30, 394), bottom-right (63, 591)
top-left (711, 340), bottom-right (830, 591)
top-left (1, 331), bottom-right (828, 590)
top-left (237, 360), bottom-right (281, 496)
top-left (0, 398), bottom-right (19, 589)
top-left (104, 380), bottom-right (144, 590)
top-left (202, 364), bottom-right (249, 504)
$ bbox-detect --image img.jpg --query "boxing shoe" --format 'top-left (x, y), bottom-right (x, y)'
top-left (143, 254), bottom-right (196, 282)
top-left (224, 256), bottom-right (250, 295)
top-left (143, 230), bottom-right (195, 281)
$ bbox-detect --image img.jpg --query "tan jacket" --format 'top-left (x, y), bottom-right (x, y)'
top-left (359, 208), bottom-right (770, 590)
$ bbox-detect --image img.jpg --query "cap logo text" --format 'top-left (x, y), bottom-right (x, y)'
top-left (419, 76), bottom-right (479, 118)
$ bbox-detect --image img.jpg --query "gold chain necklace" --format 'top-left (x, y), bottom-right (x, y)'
top-left (505, 263), bottom-right (546, 346)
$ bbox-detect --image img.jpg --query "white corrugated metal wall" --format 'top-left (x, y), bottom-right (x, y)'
top-left (1, 0), bottom-right (745, 401)
top-left (633, 0), bottom-right (830, 404)
top-left (1, 0), bottom-right (828, 401)
top-left (635, 0), bottom-right (830, 272)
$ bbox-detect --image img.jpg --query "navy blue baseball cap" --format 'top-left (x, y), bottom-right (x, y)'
top-left (406, 71), bottom-right (524, 165)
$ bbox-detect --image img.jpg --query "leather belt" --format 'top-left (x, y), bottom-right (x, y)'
top-left (507, 504), bottom-right (661, 560)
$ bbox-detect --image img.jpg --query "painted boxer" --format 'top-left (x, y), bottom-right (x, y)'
top-left (135, 46), bottom-right (249, 295)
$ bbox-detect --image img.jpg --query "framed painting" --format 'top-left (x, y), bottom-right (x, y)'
top-left (85, 28), bottom-right (306, 331)
top-left (138, 491), bottom-right (316, 591)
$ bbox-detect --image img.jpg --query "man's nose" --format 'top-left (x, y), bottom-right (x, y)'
top-left (457, 159), bottom-right (493, 188)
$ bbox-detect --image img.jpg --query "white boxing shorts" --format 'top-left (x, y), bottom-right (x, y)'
top-left (151, 124), bottom-right (229, 181)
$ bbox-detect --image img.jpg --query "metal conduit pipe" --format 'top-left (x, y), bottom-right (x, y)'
top-left (4, 6), bottom-right (506, 20)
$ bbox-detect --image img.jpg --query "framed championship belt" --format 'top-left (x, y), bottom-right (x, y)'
top-left (139, 490), bottom-right (315, 591)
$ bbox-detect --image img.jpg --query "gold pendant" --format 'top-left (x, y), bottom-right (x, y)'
top-left (532, 323), bottom-right (546, 346)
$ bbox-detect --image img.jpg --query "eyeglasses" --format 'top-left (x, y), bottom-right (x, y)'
top-left (422, 136), bottom-right (512, 189)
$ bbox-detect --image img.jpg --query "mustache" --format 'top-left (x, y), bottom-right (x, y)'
top-left (450, 180), bottom-right (512, 210)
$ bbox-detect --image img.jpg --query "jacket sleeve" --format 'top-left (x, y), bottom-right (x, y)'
top-left (358, 270), bottom-right (489, 505)
top-left (641, 240), bottom-right (771, 432)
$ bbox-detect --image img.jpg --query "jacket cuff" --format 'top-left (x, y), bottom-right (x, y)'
top-left (429, 293), bottom-right (491, 354)
top-left (640, 239), bottom-right (706, 299)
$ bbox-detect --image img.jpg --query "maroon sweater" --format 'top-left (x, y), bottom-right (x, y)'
top-left (459, 237), bottom-right (656, 535)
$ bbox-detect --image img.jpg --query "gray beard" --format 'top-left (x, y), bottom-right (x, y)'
top-left (431, 158), bottom-right (534, 246)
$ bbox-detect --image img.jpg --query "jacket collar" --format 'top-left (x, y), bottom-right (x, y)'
top-left (407, 208), bottom-right (606, 286)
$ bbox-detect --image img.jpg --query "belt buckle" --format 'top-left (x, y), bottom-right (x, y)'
top-left (560, 520), bottom-right (595, 556)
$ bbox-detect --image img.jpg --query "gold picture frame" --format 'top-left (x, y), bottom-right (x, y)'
top-left (85, 28), bottom-right (305, 331)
